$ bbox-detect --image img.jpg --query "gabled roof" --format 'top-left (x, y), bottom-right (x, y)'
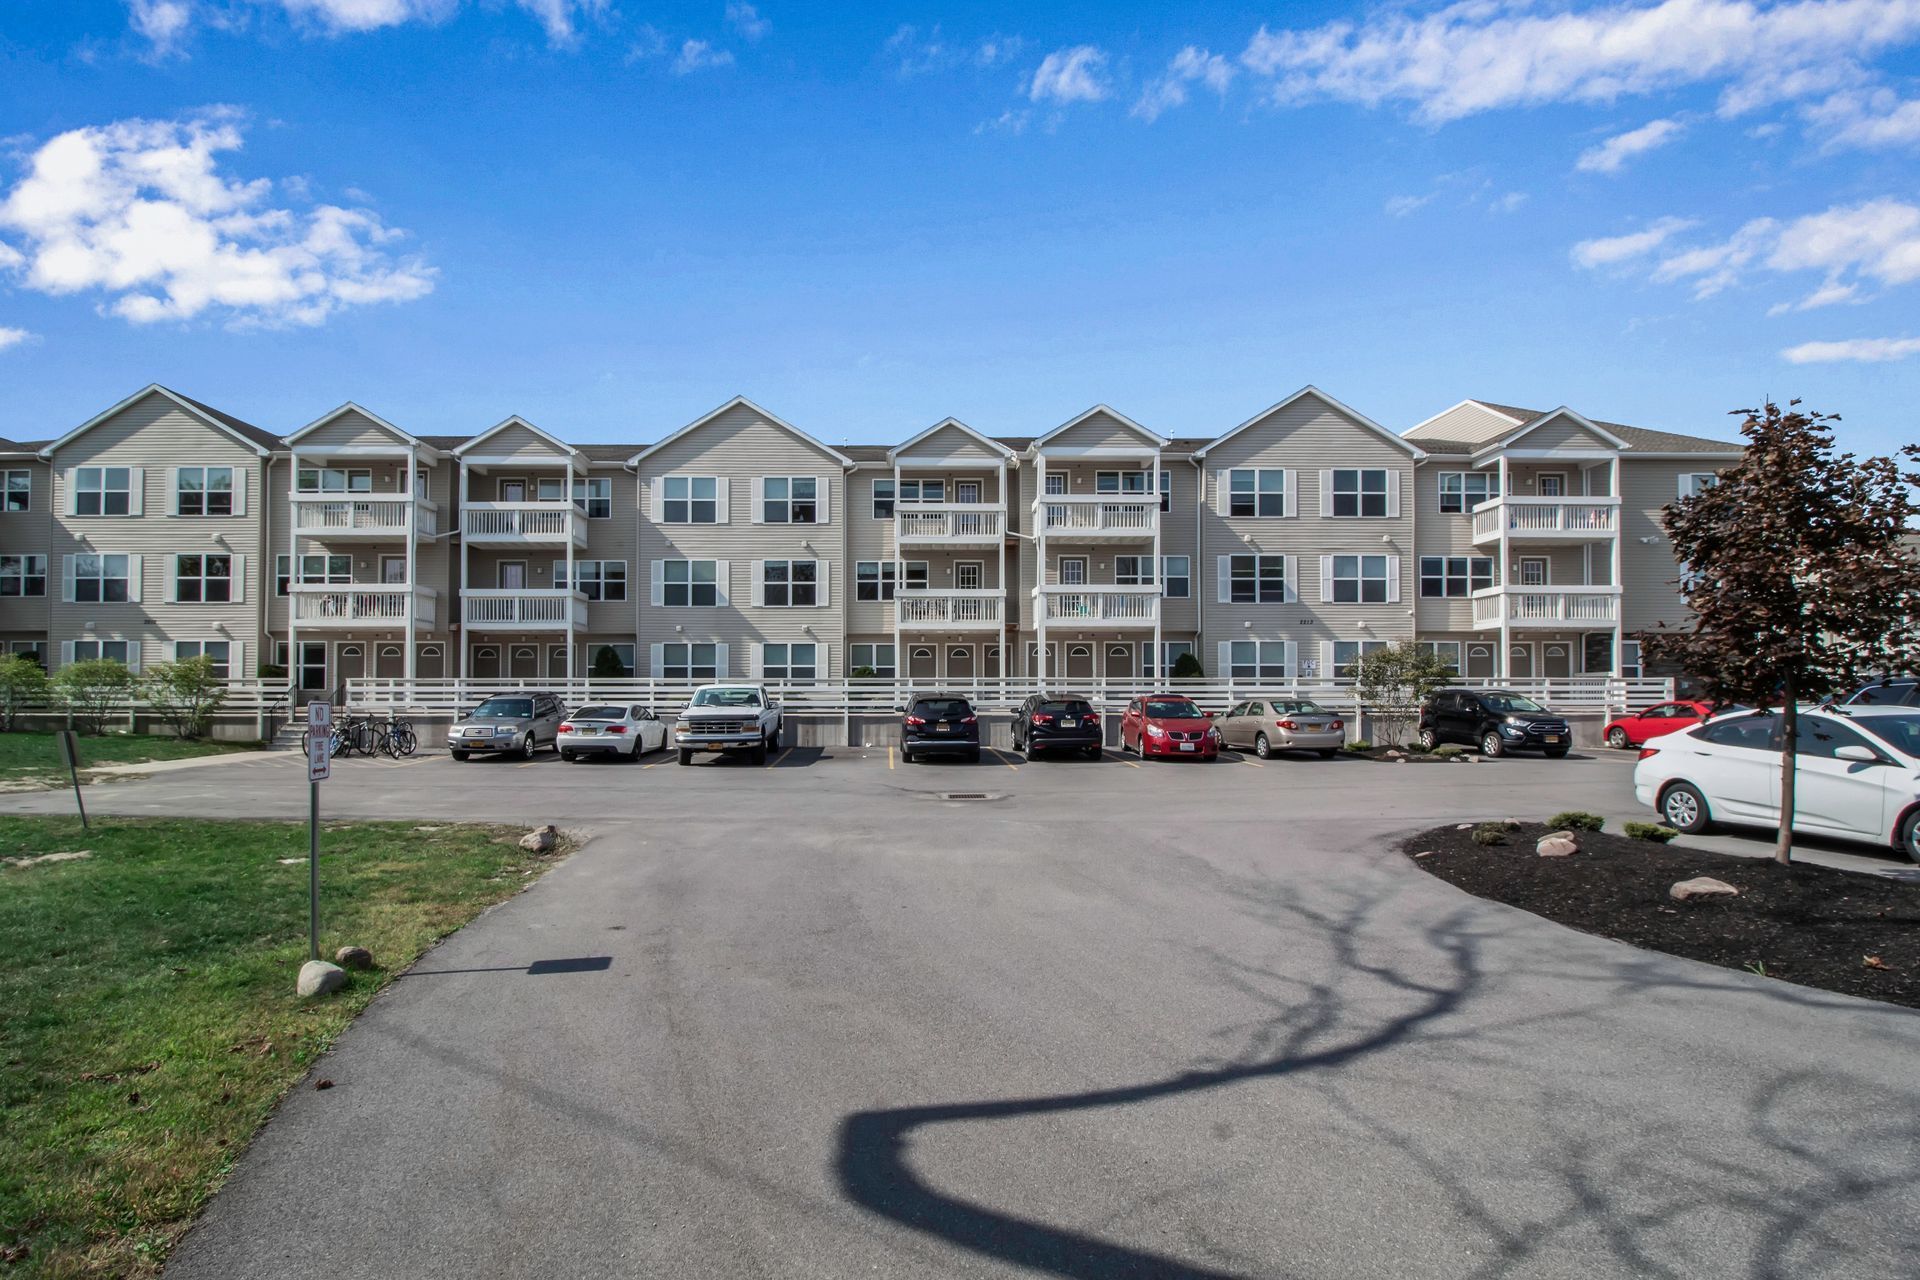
top-left (1408, 399), bottom-right (1744, 456)
top-left (286, 402), bottom-right (441, 457)
top-left (889, 417), bottom-right (1015, 461)
top-left (1030, 404), bottom-right (1169, 451)
top-left (451, 415), bottom-right (581, 460)
top-left (626, 396), bottom-right (853, 467)
top-left (1196, 385), bottom-right (1424, 459)
top-left (40, 384), bottom-right (277, 459)
top-left (1471, 406), bottom-right (1631, 457)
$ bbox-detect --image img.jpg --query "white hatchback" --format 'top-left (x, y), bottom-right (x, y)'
top-left (1633, 706), bottom-right (1920, 861)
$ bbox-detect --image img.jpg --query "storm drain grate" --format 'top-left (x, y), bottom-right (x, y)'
top-left (940, 792), bottom-right (992, 801)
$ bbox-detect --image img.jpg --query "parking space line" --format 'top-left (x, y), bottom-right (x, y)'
top-left (1104, 750), bottom-right (1140, 769)
top-left (987, 748), bottom-right (1020, 771)
top-left (887, 746), bottom-right (894, 770)
top-left (1238, 755), bottom-right (1265, 767)
top-left (767, 746), bottom-right (794, 769)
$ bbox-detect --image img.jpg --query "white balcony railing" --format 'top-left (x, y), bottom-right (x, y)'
top-left (1472, 586), bottom-right (1621, 628)
top-left (462, 502), bottom-right (587, 547)
top-left (1038, 584), bottom-right (1161, 626)
top-left (895, 588), bottom-right (1004, 630)
top-left (895, 504), bottom-right (1004, 544)
top-left (1037, 496), bottom-right (1157, 538)
top-left (291, 493), bottom-right (438, 539)
top-left (1472, 497), bottom-right (1620, 543)
top-left (290, 584), bottom-right (439, 628)
top-left (461, 588), bottom-right (589, 630)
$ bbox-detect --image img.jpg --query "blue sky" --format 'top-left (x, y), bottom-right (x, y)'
top-left (1, 1), bottom-right (1916, 454)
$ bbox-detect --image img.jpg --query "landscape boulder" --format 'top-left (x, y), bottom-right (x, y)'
top-left (519, 825), bottom-right (559, 854)
top-left (297, 960), bottom-right (347, 998)
top-left (1536, 835), bottom-right (1579, 857)
top-left (1670, 876), bottom-right (1740, 902)
top-left (334, 946), bottom-right (374, 971)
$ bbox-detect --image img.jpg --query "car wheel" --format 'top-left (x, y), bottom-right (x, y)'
top-left (1660, 781), bottom-right (1712, 834)
top-left (1607, 726), bottom-right (1630, 749)
top-left (1254, 733), bottom-right (1272, 760)
top-left (1480, 731), bottom-right (1505, 759)
top-left (769, 726), bottom-right (781, 751)
top-left (1083, 744), bottom-right (1101, 760)
top-left (1900, 808), bottom-right (1920, 863)
top-left (752, 740), bottom-right (768, 766)
top-left (450, 749), bottom-right (468, 762)
top-left (559, 749), bottom-right (575, 763)
top-left (1024, 740), bottom-right (1038, 762)
top-left (1418, 727), bottom-right (1438, 750)
top-left (677, 749), bottom-right (693, 766)
top-left (521, 733), bottom-right (537, 761)
top-left (969, 749), bottom-right (982, 764)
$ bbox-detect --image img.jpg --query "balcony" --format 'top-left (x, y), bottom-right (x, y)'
top-left (895, 504), bottom-right (1004, 547)
top-left (895, 588), bottom-right (1004, 631)
top-left (1472, 585), bottom-right (1621, 629)
top-left (461, 588), bottom-right (589, 631)
top-left (462, 501), bottom-right (587, 548)
top-left (1037, 495), bottom-right (1157, 541)
top-left (291, 584), bottom-right (439, 628)
top-left (1471, 497), bottom-right (1620, 545)
top-left (1037, 584), bottom-right (1160, 628)
top-left (291, 493), bottom-right (438, 539)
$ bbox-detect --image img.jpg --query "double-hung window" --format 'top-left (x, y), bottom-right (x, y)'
top-left (1160, 470), bottom-right (1172, 513)
top-left (660, 643), bottom-right (719, 681)
top-left (72, 639), bottom-right (131, 664)
top-left (1228, 554), bottom-right (1289, 604)
top-left (762, 477), bottom-right (819, 523)
top-left (3, 470), bottom-right (29, 512)
top-left (277, 554), bottom-right (351, 595)
top-left (762, 643), bottom-right (818, 681)
top-left (1095, 471), bottom-right (1150, 497)
top-left (1144, 641), bottom-right (1193, 678)
top-left (173, 640), bottom-right (232, 678)
top-left (855, 561), bottom-right (925, 601)
top-left (72, 554), bottom-right (131, 603)
top-left (556, 560), bottom-right (627, 601)
top-left (572, 477), bottom-right (613, 518)
top-left (1418, 556), bottom-right (1494, 598)
top-left (899, 479), bottom-right (944, 504)
top-left (1161, 556), bottom-right (1190, 598)
top-left (1419, 640), bottom-right (1462, 674)
top-left (661, 560), bottom-right (718, 607)
top-left (297, 467), bottom-right (371, 493)
top-left (850, 643), bottom-right (896, 678)
top-left (1330, 554), bottom-right (1391, 604)
top-left (176, 466), bottom-right (234, 516)
top-left (1113, 555), bottom-right (1154, 586)
top-left (174, 555), bottom-right (233, 603)
top-left (1330, 469), bottom-right (1389, 517)
top-left (0, 555), bottom-right (47, 597)
top-left (662, 476), bottom-right (719, 523)
top-left (74, 467), bottom-right (133, 516)
top-left (872, 479), bottom-right (896, 519)
top-left (1227, 469), bottom-right (1288, 518)
top-left (1679, 472), bottom-right (1719, 498)
top-left (1228, 641), bottom-right (1289, 680)
top-left (762, 560), bottom-right (818, 606)
top-left (1333, 640), bottom-right (1388, 677)
top-left (1437, 472), bottom-right (1498, 514)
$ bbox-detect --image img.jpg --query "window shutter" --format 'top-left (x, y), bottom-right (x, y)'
top-left (748, 644), bottom-right (764, 679)
top-left (1677, 475), bottom-right (1689, 498)
top-left (1283, 640), bottom-right (1298, 680)
top-left (1320, 641), bottom-right (1336, 680)
top-left (1216, 556), bottom-right (1231, 604)
top-left (650, 561), bottom-right (665, 607)
top-left (1319, 555), bottom-right (1334, 603)
top-left (233, 469), bottom-right (248, 516)
top-left (163, 641), bottom-right (178, 662)
top-left (59, 641), bottom-right (74, 668)
top-left (649, 643), bottom-right (665, 677)
top-left (713, 642), bottom-right (730, 677)
top-left (649, 482), bottom-right (664, 523)
top-left (713, 560), bottom-right (730, 607)
top-left (816, 560), bottom-right (829, 606)
top-left (128, 467), bottom-right (145, 516)
top-left (1283, 554), bottom-right (1298, 604)
top-left (1283, 470), bottom-right (1298, 518)
top-left (167, 467), bottom-right (181, 516)
top-left (1318, 470), bottom-right (1333, 517)
top-left (751, 559), bottom-right (766, 607)
top-left (64, 471), bottom-right (77, 517)
top-left (230, 554), bottom-right (246, 603)
top-left (752, 477), bottom-right (767, 525)
top-left (1385, 555), bottom-right (1401, 604)
top-left (551, 560), bottom-right (565, 590)
top-left (1217, 641), bottom-right (1233, 681)
top-left (230, 640), bottom-right (245, 680)
top-left (1215, 470), bottom-right (1230, 514)
top-left (814, 476), bottom-right (829, 523)
top-left (715, 478), bottom-right (730, 523)
top-left (127, 554), bottom-right (143, 603)
top-left (166, 555), bottom-right (179, 603)
top-left (61, 555), bottom-right (75, 603)
top-left (126, 641), bottom-right (142, 673)
top-left (1386, 469), bottom-right (1401, 518)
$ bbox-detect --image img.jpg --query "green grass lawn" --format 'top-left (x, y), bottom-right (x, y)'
top-left (0, 817), bottom-right (560, 1278)
top-left (0, 733), bottom-right (259, 784)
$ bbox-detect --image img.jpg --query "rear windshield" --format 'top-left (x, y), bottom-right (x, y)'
top-left (1270, 700), bottom-right (1327, 715)
top-left (1850, 681), bottom-right (1917, 705)
top-left (691, 688), bottom-right (761, 707)
top-left (1145, 700), bottom-right (1203, 719)
top-left (471, 698), bottom-right (531, 719)
top-left (571, 706), bottom-right (626, 720)
top-left (912, 699), bottom-right (973, 719)
top-left (1037, 700), bottom-right (1092, 715)
top-left (1858, 713), bottom-right (1920, 758)
top-left (1481, 694), bottom-right (1546, 714)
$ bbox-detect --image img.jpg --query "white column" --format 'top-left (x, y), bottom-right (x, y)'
top-left (1497, 456), bottom-right (1512, 679)
top-left (1610, 454), bottom-right (1625, 676)
top-left (996, 459), bottom-right (1007, 686)
top-left (892, 460), bottom-right (902, 685)
top-left (403, 445), bottom-right (418, 692)
top-left (1035, 452), bottom-right (1048, 688)
top-left (565, 461), bottom-right (577, 687)
top-left (458, 460), bottom-right (470, 680)
top-left (1150, 451), bottom-right (1162, 684)
top-left (288, 449), bottom-right (301, 702)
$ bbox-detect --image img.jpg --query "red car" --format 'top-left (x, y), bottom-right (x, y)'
top-left (1120, 694), bottom-right (1221, 760)
top-left (1602, 700), bottom-right (1715, 749)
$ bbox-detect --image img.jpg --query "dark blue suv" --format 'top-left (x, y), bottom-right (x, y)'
top-left (901, 695), bottom-right (981, 764)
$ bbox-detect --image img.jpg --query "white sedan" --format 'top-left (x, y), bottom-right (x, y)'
top-left (1633, 706), bottom-right (1920, 861)
top-left (557, 704), bottom-right (668, 762)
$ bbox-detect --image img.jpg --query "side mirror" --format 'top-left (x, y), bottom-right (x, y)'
top-left (1835, 744), bottom-right (1882, 764)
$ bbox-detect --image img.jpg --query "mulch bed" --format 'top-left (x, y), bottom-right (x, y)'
top-left (1340, 747), bottom-right (1478, 764)
top-left (1405, 822), bottom-right (1920, 1008)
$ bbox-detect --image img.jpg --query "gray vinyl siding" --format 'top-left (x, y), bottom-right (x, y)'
top-left (0, 459), bottom-right (52, 638)
top-left (1508, 413), bottom-right (1616, 452)
top-left (1619, 461), bottom-right (1705, 633)
top-left (268, 456), bottom-right (454, 635)
top-left (463, 422), bottom-right (572, 463)
top-left (1405, 402), bottom-right (1517, 446)
top-left (290, 410), bottom-right (406, 453)
top-left (1411, 460), bottom-right (1486, 635)
top-left (1040, 410), bottom-right (1159, 453)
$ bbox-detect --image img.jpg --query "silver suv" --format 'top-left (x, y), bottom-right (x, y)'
top-left (449, 692), bottom-right (567, 761)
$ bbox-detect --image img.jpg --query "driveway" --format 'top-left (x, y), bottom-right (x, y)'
top-left (10, 750), bottom-right (1916, 1278)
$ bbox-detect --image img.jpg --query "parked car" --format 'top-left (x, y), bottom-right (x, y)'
top-left (674, 683), bottom-right (783, 765)
top-left (1844, 678), bottom-right (1919, 707)
top-left (1217, 698), bottom-right (1344, 759)
top-left (448, 692), bottom-right (567, 761)
top-left (1418, 688), bottom-right (1570, 759)
top-left (1602, 699), bottom-right (1717, 749)
top-left (1011, 694), bottom-right (1103, 760)
top-left (900, 694), bottom-right (981, 763)
top-left (1635, 706), bottom-right (1920, 861)
top-left (1120, 694), bottom-right (1221, 761)
top-left (557, 704), bottom-right (667, 762)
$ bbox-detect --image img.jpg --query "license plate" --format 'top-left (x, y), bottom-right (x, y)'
top-left (580, 726), bottom-right (599, 735)
top-left (936, 724), bottom-right (950, 733)
top-left (1544, 735), bottom-right (1562, 744)
top-left (1060, 719), bottom-right (1077, 728)
top-left (1179, 742), bottom-right (1196, 752)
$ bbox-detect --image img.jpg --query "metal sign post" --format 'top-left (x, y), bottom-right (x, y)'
top-left (306, 701), bottom-right (332, 963)
top-left (55, 729), bottom-right (86, 830)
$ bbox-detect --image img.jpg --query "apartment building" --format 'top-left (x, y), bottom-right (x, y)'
top-left (8, 384), bottom-right (1740, 691)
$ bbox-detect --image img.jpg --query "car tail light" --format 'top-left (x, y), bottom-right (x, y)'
top-left (1329, 719), bottom-right (1344, 732)
top-left (961, 715), bottom-right (977, 724)
top-left (608, 725), bottom-right (628, 734)
top-left (1276, 719), bottom-right (1297, 730)
top-left (1638, 747), bottom-right (1660, 761)
top-left (558, 724), bottom-right (573, 733)
top-left (1031, 713), bottom-right (1054, 724)
top-left (1085, 713), bottom-right (1100, 724)
top-left (905, 715), bottom-right (926, 726)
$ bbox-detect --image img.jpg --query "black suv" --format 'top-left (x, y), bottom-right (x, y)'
top-left (1011, 694), bottom-right (1103, 760)
top-left (1419, 688), bottom-right (1571, 759)
top-left (900, 694), bottom-right (981, 763)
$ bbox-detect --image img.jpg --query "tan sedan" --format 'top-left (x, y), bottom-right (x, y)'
top-left (1217, 699), bottom-right (1347, 759)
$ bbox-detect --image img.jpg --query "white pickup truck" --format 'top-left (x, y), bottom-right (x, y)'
top-left (673, 684), bottom-right (783, 765)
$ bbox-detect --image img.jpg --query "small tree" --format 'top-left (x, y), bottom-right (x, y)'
top-left (590, 645), bottom-right (627, 679)
top-left (1170, 651), bottom-right (1206, 679)
top-left (54, 659), bottom-right (135, 736)
top-left (1353, 642), bottom-right (1453, 747)
top-left (0, 654), bottom-right (50, 731)
top-left (1638, 400), bottom-right (1920, 864)
top-left (143, 655), bottom-right (227, 739)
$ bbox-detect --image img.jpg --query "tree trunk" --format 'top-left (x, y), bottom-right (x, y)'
top-left (1774, 679), bottom-right (1797, 866)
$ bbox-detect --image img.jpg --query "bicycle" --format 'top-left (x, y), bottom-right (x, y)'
top-left (372, 714), bottom-right (417, 759)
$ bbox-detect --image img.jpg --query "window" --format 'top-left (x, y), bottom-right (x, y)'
top-left (1228, 641), bottom-right (1290, 680)
top-left (572, 477), bottom-right (612, 519)
top-left (1228, 555), bottom-right (1289, 604)
top-left (173, 640), bottom-right (231, 678)
top-left (277, 554), bottom-right (352, 595)
top-left (1095, 471), bottom-right (1150, 495)
top-left (1699, 713), bottom-right (1780, 751)
top-left (2, 470), bottom-right (29, 512)
top-left (899, 479), bottom-right (945, 504)
top-left (762, 560), bottom-right (818, 607)
top-left (662, 476), bottom-right (719, 523)
top-left (74, 467), bottom-right (133, 516)
top-left (176, 466), bottom-right (234, 516)
top-left (1419, 641), bottom-right (1462, 674)
top-left (0, 555), bottom-right (47, 597)
top-left (1582, 633), bottom-right (1613, 675)
top-left (1332, 640), bottom-right (1388, 677)
top-left (1162, 556), bottom-right (1190, 599)
top-left (851, 643), bottom-right (896, 677)
top-left (1227, 469), bottom-right (1288, 518)
top-left (555, 560), bottom-right (627, 601)
top-left (660, 643), bottom-right (719, 681)
top-left (762, 477), bottom-right (819, 523)
top-left (1144, 641), bottom-right (1194, 678)
top-left (71, 639), bottom-right (131, 664)
top-left (1160, 470), bottom-right (1172, 513)
top-left (297, 467), bottom-right (371, 493)
top-left (1419, 556), bottom-right (1495, 598)
top-left (872, 479), bottom-right (896, 519)
top-left (1438, 472), bottom-right (1498, 514)
top-left (955, 561), bottom-right (983, 590)
top-left (174, 555), bottom-right (232, 603)
top-left (1536, 472), bottom-right (1566, 497)
top-left (1331, 469), bottom-right (1389, 517)
top-left (762, 643), bottom-right (818, 680)
top-left (1043, 474), bottom-right (1067, 496)
top-left (661, 560), bottom-right (719, 607)
top-left (588, 643), bottom-right (636, 677)
top-left (1331, 555), bottom-right (1391, 604)
top-left (1114, 556), bottom-right (1153, 586)
top-left (71, 554), bottom-right (131, 603)
top-left (855, 561), bottom-right (926, 601)
top-left (1679, 472), bottom-right (1719, 498)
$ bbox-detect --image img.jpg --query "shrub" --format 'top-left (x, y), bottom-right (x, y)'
top-left (257, 663), bottom-right (287, 680)
top-left (1170, 651), bottom-right (1206, 679)
top-left (54, 659), bottom-right (134, 735)
top-left (1343, 739), bottom-right (1372, 753)
top-left (143, 656), bottom-right (227, 739)
top-left (1471, 821), bottom-right (1509, 846)
top-left (1624, 822), bottom-right (1680, 843)
top-left (590, 645), bottom-right (627, 679)
top-left (850, 665), bottom-right (878, 679)
top-left (1352, 642), bottom-right (1454, 747)
top-left (1432, 744), bottom-right (1465, 758)
top-left (1405, 740), bottom-right (1432, 754)
top-left (1548, 811), bottom-right (1606, 832)
top-left (0, 653), bottom-right (50, 731)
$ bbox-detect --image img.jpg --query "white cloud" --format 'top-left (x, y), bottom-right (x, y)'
top-left (974, 35), bottom-right (1023, 67)
top-left (1385, 193), bottom-right (1434, 218)
top-left (1133, 46), bottom-right (1235, 122)
top-left (0, 326), bottom-right (32, 353)
top-left (0, 110), bottom-right (435, 329)
top-left (1029, 45), bottom-right (1109, 105)
top-left (975, 108), bottom-right (1031, 136)
top-left (128, 0), bottom-right (193, 55)
top-left (1802, 87), bottom-right (1920, 148)
top-left (885, 26), bottom-right (1024, 76)
top-left (1767, 197), bottom-right (1920, 285)
top-left (1490, 191), bottom-right (1529, 214)
top-left (672, 39), bottom-right (734, 73)
top-left (1576, 117), bottom-right (1684, 173)
top-left (128, 1), bottom-right (609, 49)
top-left (1239, 0), bottom-right (1920, 124)
top-left (724, 3), bottom-right (768, 43)
top-left (1570, 216), bottom-right (1697, 268)
top-left (1781, 335), bottom-right (1920, 362)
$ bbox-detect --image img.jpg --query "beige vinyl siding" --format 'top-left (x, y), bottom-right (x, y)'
top-left (1411, 460), bottom-right (1487, 634)
top-left (1619, 460), bottom-right (1711, 633)
top-left (903, 424), bottom-right (1007, 464)
top-left (1158, 462), bottom-right (1200, 635)
top-left (269, 457), bottom-right (454, 633)
top-left (1405, 402), bottom-right (1521, 445)
top-left (1506, 412), bottom-right (1616, 452)
top-left (291, 410), bottom-right (407, 452)
top-left (1040, 410), bottom-right (1159, 453)
top-left (465, 423), bottom-right (571, 462)
top-left (0, 459), bottom-right (52, 639)
top-left (567, 466), bottom-right (639, 636)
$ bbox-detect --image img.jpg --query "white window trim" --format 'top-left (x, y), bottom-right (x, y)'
top-left (1219, 468), bottom-right (1295, 519)
top-left (654, 475), bottom-right (729, 524)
